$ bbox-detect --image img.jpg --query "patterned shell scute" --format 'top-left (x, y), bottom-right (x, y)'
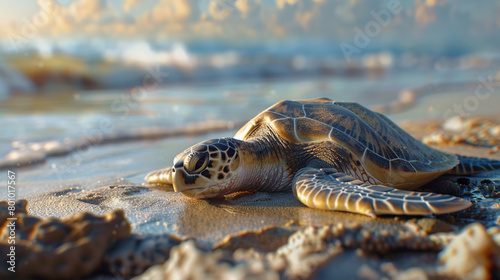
top-left (234, 98), bottom-right (458, 173)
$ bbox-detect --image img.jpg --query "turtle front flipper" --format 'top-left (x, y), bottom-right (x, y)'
top-left (145, 167), bottom-right (173, 185)
top-left (292, 167), bottom-right (472, 218)
top-left (448, 155), bottom-right (500, 175)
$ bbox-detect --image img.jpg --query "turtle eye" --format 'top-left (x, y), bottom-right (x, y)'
top-left (184, 153), bottom-right (208, 173)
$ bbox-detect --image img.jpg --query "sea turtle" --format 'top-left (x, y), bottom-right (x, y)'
top-left (146, 98), bottom-right (500, 217)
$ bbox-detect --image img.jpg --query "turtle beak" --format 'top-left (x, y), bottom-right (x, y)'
top-left (171, 161), bottom-right (184, 193)
top-left (172, 168), bottom-right (189, 193)
top-left (171, 167), bottom-right (219, 198)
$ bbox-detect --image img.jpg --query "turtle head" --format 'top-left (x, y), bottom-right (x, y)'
top-left (171, 138), bottom-right (242, 198)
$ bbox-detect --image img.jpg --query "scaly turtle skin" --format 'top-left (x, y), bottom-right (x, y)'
top-left (146, 98), bottom-right (500, 217)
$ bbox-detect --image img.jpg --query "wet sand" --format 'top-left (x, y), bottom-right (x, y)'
top-left (1, 113), bottom-right (499, 279)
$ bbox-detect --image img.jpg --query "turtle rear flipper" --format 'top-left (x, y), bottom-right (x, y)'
top-left (145, 167), bottom-right (173, 185)
top-left (448, 155), bottom-right (500, 175)
top-left (292, 167), bottom-right (472, 218)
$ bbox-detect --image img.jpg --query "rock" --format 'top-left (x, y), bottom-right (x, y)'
top-left (214, 226), bottom-right (294, 252)
top-left (438, 223), bottom-right (500, 280)
top-left (0, 199), bottom-right (28, 221)
top-left (135, 240), bottom-right (280, 280)
top-left (490, 126), bottom-right (500, 137)
top-left (394, 268), bottom-right (429, 280)
top-left (104, 234), bottom-right (184, 277)
top-left (406, 218), bottom-right (454, 234)
top-left (422, 132), bottom-right (461, 146)
top-left (0, 200), bottom-right (131, 279)
top-left (442, 116), bottom-right (467, 132)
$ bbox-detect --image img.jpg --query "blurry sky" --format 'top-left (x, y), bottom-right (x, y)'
top-left (0, 2), bottom-right (38, 25)
top-left (0, 1), bottom-right (499, 55)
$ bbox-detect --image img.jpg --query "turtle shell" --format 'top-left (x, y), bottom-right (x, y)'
top-left (234, 98), bottom-right (459, 190)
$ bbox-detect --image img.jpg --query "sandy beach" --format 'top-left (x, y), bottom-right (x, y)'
top-left (1, 109), bottom-right (500, 279)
